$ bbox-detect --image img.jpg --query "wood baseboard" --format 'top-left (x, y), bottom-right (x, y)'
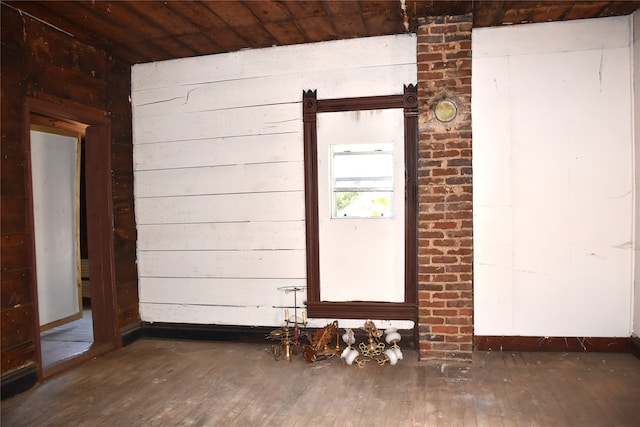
top-left (1, 364), bottom-right (38, 400)
top-left (121, 324), bottom-right (143, 347)
top-left (141, 322), bottom-right (274, 343)
top-left (140, 322), bottom-right (416, 348)
top-left (474, 336), bottom-right (631, 353)
top-left (118, 323), bottom-right (640, 357)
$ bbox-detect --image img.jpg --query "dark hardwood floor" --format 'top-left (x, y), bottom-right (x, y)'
top-left (2, 339), bottom-right (639, 426)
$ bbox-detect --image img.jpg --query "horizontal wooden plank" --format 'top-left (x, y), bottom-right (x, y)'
top-left (138, 302), bottom-right (415, 329)
top-left (135, 191), bottom-right (305, 224)
top-left (133, 133), bottom-right (303, 171)
top-left (139, 277), bottom-right (306, 307)
top-left (137, 249), bottom-right (306, 279)
top-left (137, 221), bottom-right (305, 251)
top-left (133, 103), bottom-right (301, 144)
top-left (1, 304), bottom-right (34, 350)
top-left (139, 302), bottom-right (292, 326)
top-left (0, 342), bottom-right (36, 377)
top-left (134, 161), bottom-right (304, 198)
top-left (113, 202), bottom-right (136, 231)
top-left (0, 269), bottom-right (32, 311)
top-left (131, 64), bottom-right (417, 117)
top-left (1, 234), bottom-right (29, 272)
top-left (111, 142), bottom-right (134, 175)
top-left (131, 34), bottom-right (416, 90)
top-left (0, 197), bottom-right (27, 235)
top-left (1, 158), bottom-right (27, 196)
top-left (131, 75), bottom-right (297, 116)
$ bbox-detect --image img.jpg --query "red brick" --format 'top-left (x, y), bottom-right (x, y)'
top-left (431, 325), bottom-right (459, 335)
top-left (418, 300), bottom-right (445, 308)
top-left (432, 239), bottom-right (459, 247)
top-left (417, 14), bottom-right (473, 362)
top-left (419, 230), bottom-right (446, 238)
top-left (418, 247), bottom-right (444, 256)
top-left (417, 274), bottom-right (432, 283)
top-left (417, 52), bottom-right (444, 62)
top-left (422, 317), bottom-right (445, 325)
top-left (433, 309), bottom-right (458, 317)
top-left (418, 213), bottom-right (446, 222)
top-left (433, 292), bottom-right (459, 300)
top-left (418, 265), bottom-right (445, 274)
top-left (459, 326), bottom-right (473, 334)
top-left (432, 221), bottom-right (459, 230)
top-left (444, 282), bottom-right (472, 292)
top-left (444, 297), bottom-right (471, 307)
top-left (431, 255), bottom-right (458, 264)
top-left (434, 342), bottom-right (465, 351)
top-left (432, 167), bottom-right (459, 176)
top-left (419, 283), bottom-right (444, 292)
top-left (446, 317), bottom-right (472, 326)
top-left (446, 248), bottom-right (472, 256)
top-left (417, 71), bottom-right (444, 80)
top-left (419, 342), bottom-right (433, 351)
top-left (444, 261), bottom-right (472, 270)
top-left (432, 274), bottom-right (458, 282)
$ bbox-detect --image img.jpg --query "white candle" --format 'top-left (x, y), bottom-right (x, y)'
top-left (284, 309), bottom-right (289, 322)
top-left (302, 311), bottom-right (307, 324)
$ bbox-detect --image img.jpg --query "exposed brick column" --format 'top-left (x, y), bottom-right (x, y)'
top-left (416, 15), bottom-right (473, 361)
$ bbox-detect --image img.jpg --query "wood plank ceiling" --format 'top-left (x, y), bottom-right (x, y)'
top-left (4, 1), bottom-right (640, 64)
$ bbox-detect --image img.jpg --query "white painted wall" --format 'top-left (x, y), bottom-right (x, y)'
top-left (31, 130), bottom-right (81, 327)
top-left (132, 35), bottom-right (416, 328)
top-left (633, 11), bottom-right (640, 338)
top-left (473, 16), bottom-right (635, 337)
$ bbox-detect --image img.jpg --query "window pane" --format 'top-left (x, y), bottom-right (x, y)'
top-left (331, 143), bottom-right (394, 218)
top-left (333, 152), bottom-right (393, 180)
top-left (334, 191), bottom-right (393, 217)
top-left (334, 177), bottom-right (393, 190)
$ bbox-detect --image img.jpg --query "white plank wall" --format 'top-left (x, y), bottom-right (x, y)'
top-left (472, 17), bottom-right (634, 337)
top-left (132, 35), bottom-right (417, 327)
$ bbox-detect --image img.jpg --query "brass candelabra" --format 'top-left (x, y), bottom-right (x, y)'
top-left (267, 286), bottom-right (308, 361)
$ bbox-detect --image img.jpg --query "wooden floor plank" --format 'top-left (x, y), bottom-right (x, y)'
top-left (2, 340), bottom-right (639, 426)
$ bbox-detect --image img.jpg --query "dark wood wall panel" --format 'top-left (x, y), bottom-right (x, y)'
top-left (0, 305), bottom-right (34, 350)
top-left (0, 4), bottom-right (139, 380)
top-left (0, 342), bottom-right (36, 374)
top-left (0, 197), bottom-right (27, 234)
top-left (1, 270), bottom-right (32, 311)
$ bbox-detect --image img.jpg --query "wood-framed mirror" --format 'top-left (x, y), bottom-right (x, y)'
top-left (302, 85), bottom-right (418, 321)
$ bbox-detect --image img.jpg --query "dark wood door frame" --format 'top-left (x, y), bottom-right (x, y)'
top-left (302, 85), bottom-right (419, 321)
top-left (24, 95), bottom-right (119, 379)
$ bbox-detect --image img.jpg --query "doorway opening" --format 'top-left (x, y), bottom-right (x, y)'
top-left (30, 122), bottom-right (94, 371)
top-left (26, 97), bottom-right (119, 380)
